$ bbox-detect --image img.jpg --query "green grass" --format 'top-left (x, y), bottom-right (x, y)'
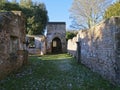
top-left (0, 53), bottom-right (120, 90)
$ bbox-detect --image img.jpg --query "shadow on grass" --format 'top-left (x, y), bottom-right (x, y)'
top-left (0, 53), bottom-right (120, 90)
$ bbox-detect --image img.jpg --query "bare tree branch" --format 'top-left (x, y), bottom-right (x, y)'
top-left (70, 0), bottom-right (112, 29)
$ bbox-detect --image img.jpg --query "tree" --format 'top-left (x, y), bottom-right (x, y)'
top-left (66, 31), bottom-right (77, 41)
top-left (0, 0), bottom-right (8, 3)
top-left (20, 0), bottom-right (32, 8)
top-left (20, 0), bottom-right (25, 6)
top-left (70, 0), bottom-right (112, 29)
top-left (26, 3), bottom-right (48, 35)
top-left (0, 2), bottom-right (21, 12)
top-left (116, 0), bottom-right (120, 3)
top-left (104, 1), bottom-right (120, 19)
top-left (19, 1), bottom-right (48, 35)
top-left (0, 0), bottom-right (48, 35)
top-left (0, 1), bottom-right (48, 35)
top-left (12, 0), bottom-right (17, 3)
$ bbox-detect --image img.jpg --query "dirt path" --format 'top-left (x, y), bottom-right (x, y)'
top-left (0, 54), bottom-right (119, 90)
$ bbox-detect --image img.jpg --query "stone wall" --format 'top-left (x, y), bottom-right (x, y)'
top-left (67, 36), bottom-right (78, 57)
top-left (46, 22), bottom-right (67, 53)
top-left (67, 17), bottom-right (120, 85)
top-left (26, 35), bottom-right (46, 55)
top-left (0, 11), bottom-right (27, 79)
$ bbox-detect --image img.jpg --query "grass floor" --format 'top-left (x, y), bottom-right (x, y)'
top-left (0, 53), bottom-right (120, 90)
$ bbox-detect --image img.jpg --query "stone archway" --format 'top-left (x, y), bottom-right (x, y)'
top-left (52, 37), bottom-right (62, 53)
top-left (46, 22), bottom-right (66, 53)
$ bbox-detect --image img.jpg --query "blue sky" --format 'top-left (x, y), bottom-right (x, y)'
top-left (9, 0), bottom-right (116, 30)
top-left (39, 0), bottom-right (73, 30)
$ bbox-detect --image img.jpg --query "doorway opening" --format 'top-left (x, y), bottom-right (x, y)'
top-left (52, 37), bottom-right (62, 53)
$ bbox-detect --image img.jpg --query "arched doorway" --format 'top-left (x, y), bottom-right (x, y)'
top-left (52, 37), bottom-right (62, 53)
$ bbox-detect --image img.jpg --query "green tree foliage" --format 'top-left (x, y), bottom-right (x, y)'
top-left (0, 0), bottom-right (8, 3)
top-left (11, 0), bottom-right (17, 3)
top-left (0, 0), bottom-right (48, 35)
top-left (66, 31), bottom-right (77, 41)
top-left (0, 2), bottom-right (21, 11)
top-left (104, 2), bottom-right (120, 19)
top-left (20, 0), bottom-right (32, 8)
top-left (27, 3), bottom-right (48, 35)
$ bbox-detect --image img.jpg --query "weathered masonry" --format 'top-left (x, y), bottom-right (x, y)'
top-left (26, 35), bottom-right (46, 55)
top-left (0, 11), bottom-right (27, 79)
top-left (25, 22), bottom-right (67, 55)
top-left (46, 22), bottom-right (67, 53)
top-left (67, 17), bottom-right (120, 86)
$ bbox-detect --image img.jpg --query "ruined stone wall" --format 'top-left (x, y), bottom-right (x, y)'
top-left (67, 17), bottom-right (120, 85)
top-left (67, 36), bottom-right (78, 57)
top-left (46, 22), bottom-right (67, 53)
top-left (26, 35), bottom-right (46, 55)
top-left (0, 11), bottom-right (27, 79)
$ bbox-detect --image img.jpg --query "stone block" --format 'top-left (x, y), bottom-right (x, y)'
top-left (67, 16), bottom-right (120, 86)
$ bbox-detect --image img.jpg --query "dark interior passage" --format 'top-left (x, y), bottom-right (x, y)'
top-left (52, 37), bottom-right (62, 53)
